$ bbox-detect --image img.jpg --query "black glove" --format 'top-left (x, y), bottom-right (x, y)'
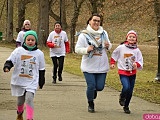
top-left (39, 70), bottom-right (45, 89)
top-left (3, 60), bottom-right (13, 72)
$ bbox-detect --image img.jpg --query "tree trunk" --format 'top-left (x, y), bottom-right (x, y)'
top-left (153, 0), bottom-right (160, 36)
top-left (70, 0), bottom-right (85, 53)
top-left (38, 0), bottom-right (49, 47)
top-left (60, 0), bottom-right (67, 30)
top-left (70, 23), bottom-right (76, 53)
top-left (6, 0), bottom-right (13, 42)
top-left (49, 0), bottom-right (68, 30)
top-left (97, 0), bottom-right (105, 26)
top-left (89, 0), bottom-right (105, 26)
top-left (17, 0), bottom-right (32, 33)
top-left (17, 0), bottom-right (25, 33)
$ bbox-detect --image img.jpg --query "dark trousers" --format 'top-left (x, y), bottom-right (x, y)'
top-left (51, 56), bottom-right (64, 77)
top-left (119, 74), bottom-right (136, 107)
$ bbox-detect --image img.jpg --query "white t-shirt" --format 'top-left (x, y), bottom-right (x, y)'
top-left (7, 47), bottom-right (45, 96)
top-left (111, 44), bottom-right (143, 71)
top-left (16, 31), bottom-right (26, 46)
top-left (47, 31), bottom-right (68, 57)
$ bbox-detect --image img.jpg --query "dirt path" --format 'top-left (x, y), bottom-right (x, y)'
top-left (0, 47), bottom-right (160, 120)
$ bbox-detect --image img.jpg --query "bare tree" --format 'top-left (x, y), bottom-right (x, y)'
top-left (89, 0), bottom-right (97, 13)
top-left (88, 0), bottom-right (105, 25)
top-left (0, 0), bottom-right (6, 20)
top-left (97, 0), bottom-right (105, 26)
top-left (6, 0), bottom-right (13, 42)
top-left (88, 0), bottom-right (105, 13)
top-left (69, 0), bottom-right (105, 53)
top-left (48, 0), bottom-right (59, 21)
top-left (48, 0), bottom-right (68, 30)
top-left (70, 0), bottom-right (85, 53)
top-left (153, 0), bottom-right (160, 36)
top-left (38, 0), bottom-right (49, 46)
top-left (60, 0), bottom-right (67, 29)
top-left (17, 0), bottom-right (32, 33)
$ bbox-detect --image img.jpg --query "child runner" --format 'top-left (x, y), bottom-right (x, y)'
top-left (3, 30), bottom-right (45, 120)
top-left (110, 30), bottom-right (143, 114)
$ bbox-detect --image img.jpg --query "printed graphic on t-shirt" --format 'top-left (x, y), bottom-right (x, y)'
top-left (54, 35), bottom-right (62, 48)
top-left (19, 55), bottom-right (36, 78)
top-left (92, 49), bottom-right (102, 56)
top-left (124, 53), bottom-right (135, 71)
top-left (92, 37), bottom-right (102, 56)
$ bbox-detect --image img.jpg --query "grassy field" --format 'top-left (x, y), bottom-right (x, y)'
top-left (63, 44), bottom-right (160, 104)
top-left (1, 41), bottom-right (160, 104)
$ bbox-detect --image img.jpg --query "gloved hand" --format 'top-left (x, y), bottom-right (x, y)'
top-left (46, 41), bottom-right (55, 48)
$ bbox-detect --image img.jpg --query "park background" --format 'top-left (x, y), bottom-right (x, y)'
top-left (0, 0), bottom-right (160, 105)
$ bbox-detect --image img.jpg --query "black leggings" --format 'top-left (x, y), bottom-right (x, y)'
top-left (51, 56), bottom-right (64, 77)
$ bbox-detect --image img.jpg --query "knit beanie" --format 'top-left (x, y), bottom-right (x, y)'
top-left (23, 30), bottom-right (38, 51)
top-left (126, 30), bottom-right (137, 41)
top-left (24, 30), bottom-right (38, 43)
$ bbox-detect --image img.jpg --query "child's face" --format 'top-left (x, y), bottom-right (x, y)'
top-left (127, 33), bottom-right (137, 44)
top-left (25, 35), bottom-right (36, 47)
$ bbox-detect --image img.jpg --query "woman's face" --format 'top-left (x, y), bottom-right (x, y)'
top-left (24, 22), bottom-right (31, 30)
top-left (54, 24), bottom-right (61, 31)
top-left (89, 16), bottom-right (101, 31)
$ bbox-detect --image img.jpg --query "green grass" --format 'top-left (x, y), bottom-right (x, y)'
top-left (1, 41), bottom-right (160, 104)
top-left (63, 44), bottom-right (160, 104)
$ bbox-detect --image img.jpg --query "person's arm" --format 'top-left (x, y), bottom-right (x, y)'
top-left (38, 51), bottom-right (45, 89)
top-left (3, 48), bottom-right (18, 72)
top-left (63, 32), bottom-right (70, 53)
top-left (110, 46), bottom-right (121, 69)
top-left (135, 49), bottom-right (143, 70)
top-left (75, 34), bottom-right (88, 55)
top-left (110, 57), bottom-right (116, 65)
top-left (16, 31), bottom-right (23, 47)
top-left (16, 42), bottom-right (21, 47)
top-left (46, 32), bottom-right (55, 48)
top-left (110, 58), bottom-right (116, 69)
top-left (39, 70), bottom-right (45, 89)
top-left (65, 41), bottom-right (70, 53)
